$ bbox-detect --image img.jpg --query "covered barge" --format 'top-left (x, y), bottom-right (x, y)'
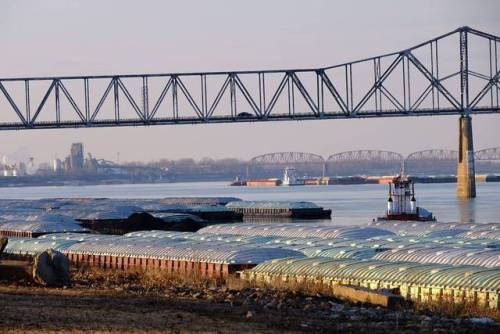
top-left (225, 201), bottom-right (331, 219)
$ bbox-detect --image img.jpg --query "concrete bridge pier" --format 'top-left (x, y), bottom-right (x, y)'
top-left (456, 115), bottom-right (476, 198)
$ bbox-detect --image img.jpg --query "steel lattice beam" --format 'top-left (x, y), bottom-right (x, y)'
top-left (250, 152), bottom-right (325, 165)
top-left (475, 147), bottom-right (500, 160)
top-left (0, 26), bottom-right (499, 131)
top-left (327, 150), bottom-right (404, 162)
top-left (406, 149), bottom-right (459, 161)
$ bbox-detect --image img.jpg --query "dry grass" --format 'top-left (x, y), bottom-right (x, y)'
top-left (53, 266), bottom-right (500, 322)
top-left (415, 297), bottom-right (500, 321)
top-left (72, 266), bottom-right (333, 298)
top-left (2, 266), bottom-right (499, 333)
top-left (236, 275), bottom-right (500, 320)
top-left (232, 276), bottom-right (333, 296)
top-left (71, 265), bottom-right (222, 294)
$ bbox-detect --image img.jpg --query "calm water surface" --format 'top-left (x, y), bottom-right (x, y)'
top-left (0, 182), bottom-right (498, 225)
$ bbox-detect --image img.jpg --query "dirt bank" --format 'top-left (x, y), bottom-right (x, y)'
top-left (0, 268), bottom-right (498, 333)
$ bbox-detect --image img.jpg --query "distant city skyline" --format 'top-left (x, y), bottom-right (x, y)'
top-left (0, 0), bottom-right (499, 164)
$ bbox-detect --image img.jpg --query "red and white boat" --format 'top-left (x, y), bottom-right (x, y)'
top-left (377, 174), bottom-right (436, 222)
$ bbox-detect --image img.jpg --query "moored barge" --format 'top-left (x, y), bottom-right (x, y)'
top-left (225, 201), bottom-right (331, 219)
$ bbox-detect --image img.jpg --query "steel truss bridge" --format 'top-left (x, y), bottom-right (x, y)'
top-left (0, 26), bottom-right (499, 130)
top-left (249, 148), bottom-right (500, 165)
top-left (247, 148), bottom-right (500, 176)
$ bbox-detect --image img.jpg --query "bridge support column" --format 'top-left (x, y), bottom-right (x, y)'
top-left (456, 115), bottom-right (476, 198)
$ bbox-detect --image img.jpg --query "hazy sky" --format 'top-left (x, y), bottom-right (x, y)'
top-left (0, 0), bottom-right (499, 164)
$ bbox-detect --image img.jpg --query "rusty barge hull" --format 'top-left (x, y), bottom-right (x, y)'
top-left (65, 252), bottom-right (255, 278)
top-left (3, 251), bottom-right (255, 279)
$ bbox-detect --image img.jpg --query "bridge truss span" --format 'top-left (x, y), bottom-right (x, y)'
top-left (247, 152), bottom-right (325, 179)
top-left (0, 27), bottom-right (499, 130)
top-left (327, 150), bottom-right (404, 162)
top-left (404, 149), bottom-right (458, 176)
top-left (406, 149), bottom-right (458, 161)
top-left (475, 147), bottom-right (500, 160)
top-left (250, 152), bottom-right (325, 165)
top-left (325, 150), bottom-right (404, 177)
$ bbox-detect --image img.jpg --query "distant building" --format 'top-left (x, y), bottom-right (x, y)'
top-left (2, 167), bottom-right (17, 177)
top-left (1, 164), bottom-right (25, 177)
top-left (52, 159), bottom-right (63, 173)
top-left (0, 156), bottom-right (25, 177)
top-left (17, 162), bottom-right (27, 176)
top-left (70, 143), bottom-right (84, 171)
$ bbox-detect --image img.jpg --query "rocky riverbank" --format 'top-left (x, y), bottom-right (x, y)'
top-left (1, 267), bottom-right (498, 333)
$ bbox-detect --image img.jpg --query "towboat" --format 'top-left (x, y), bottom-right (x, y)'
top-left (230, 176), bottom-right (246, 186)
top-left (282, 167), bottom-right (305, 186)
top-left (377, 174), bottom-right (436, 222)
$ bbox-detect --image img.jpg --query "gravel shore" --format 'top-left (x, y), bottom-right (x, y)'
top-left (0, 268), bottom-right (498, 333)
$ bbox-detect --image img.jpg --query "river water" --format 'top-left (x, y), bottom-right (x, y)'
top-left (0, 182), bottom-right (498, 225)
